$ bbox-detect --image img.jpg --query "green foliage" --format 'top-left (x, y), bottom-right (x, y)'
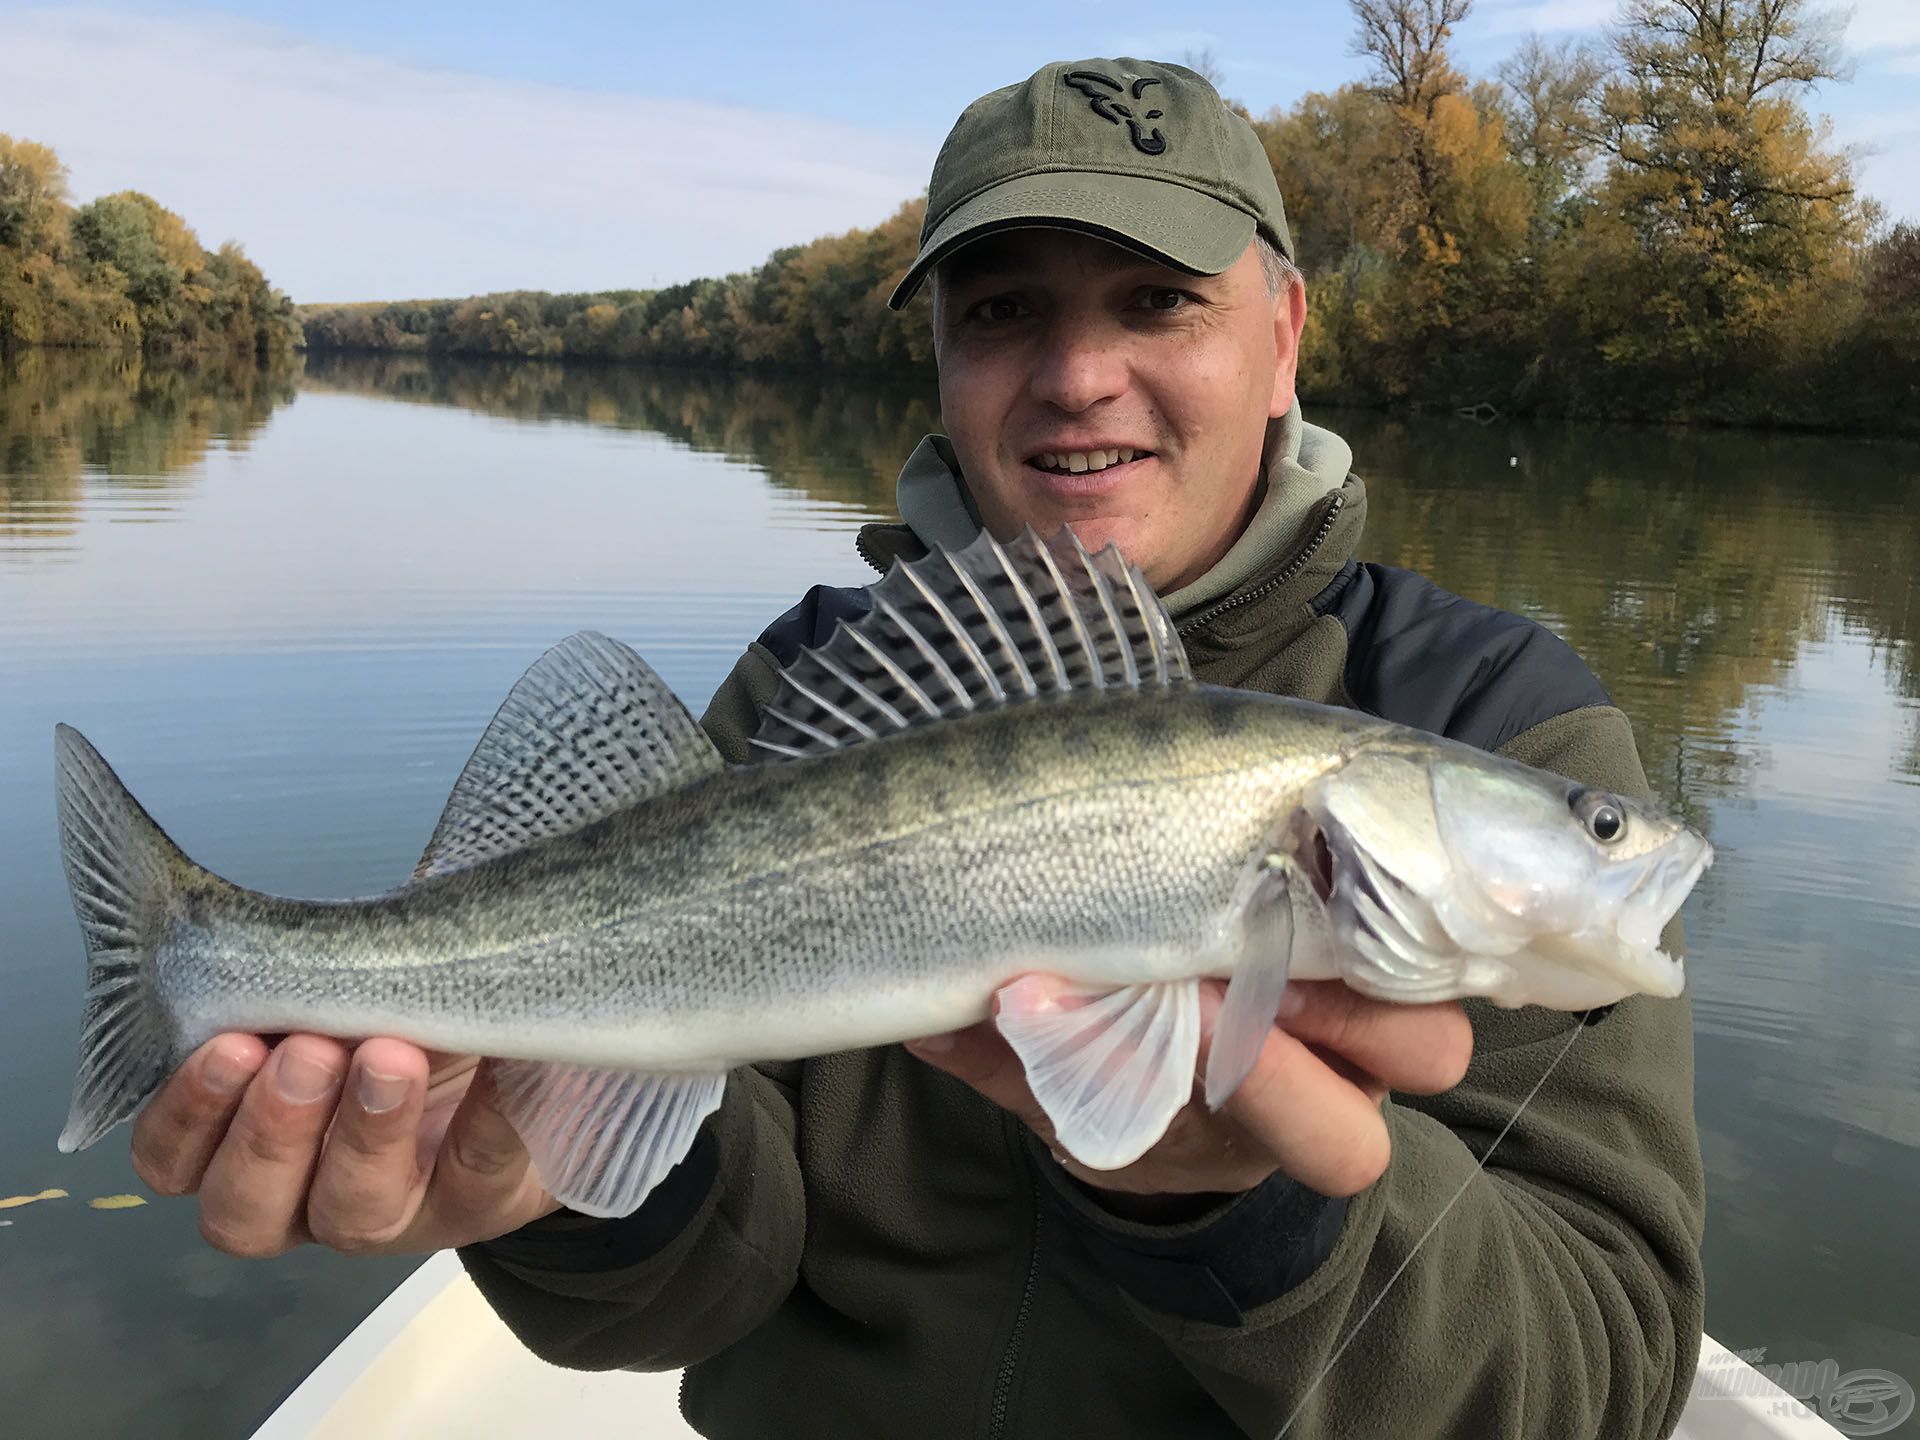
top-left (0, 136), bottom-right (301, 358)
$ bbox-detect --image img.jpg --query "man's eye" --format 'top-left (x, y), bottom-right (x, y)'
top-left (965, 296), bottom-right (1029, 323)
top-left (1140, 289), bottom-right (1192, 312)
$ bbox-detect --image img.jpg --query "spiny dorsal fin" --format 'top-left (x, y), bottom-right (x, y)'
top-left (416, 632), bottom-right (721, 880)
top-left (751, 527), bottom-right (1190, 762)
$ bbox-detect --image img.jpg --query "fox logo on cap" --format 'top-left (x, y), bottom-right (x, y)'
top-left (1063, 71), bottom-right (1168, 156)
top-left (887, 56), bottom-right (1293, 309)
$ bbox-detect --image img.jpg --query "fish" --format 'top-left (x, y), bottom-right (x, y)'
top-left (51, 528), bottom-right (1712, 1219)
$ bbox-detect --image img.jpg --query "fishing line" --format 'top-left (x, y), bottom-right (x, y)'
top-left (1271, 1010), bottom-right (1592, 1439)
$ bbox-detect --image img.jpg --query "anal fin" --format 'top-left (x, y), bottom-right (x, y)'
top-left (994, 977), bottom-right (1200, 1171)
top-left (489, 1059), bottom-right (726, 1219)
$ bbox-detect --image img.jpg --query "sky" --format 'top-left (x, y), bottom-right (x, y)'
top-left (4, 0), bottom-right (1916, 303)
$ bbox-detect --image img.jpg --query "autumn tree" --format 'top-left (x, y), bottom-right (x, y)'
top-left (205, 242), bottom-right (303, 357)
top-left (1498, 37), bottom-right (1605, 247)
top-left (286, 19), bottom-right (1909, 432)
top-left (0, 135), bottom-right (70, 255)
top-left (1350, 0), bottom-right (1530, 315)
top-left (1859, 224), bottom-right (1920, 361)
top-left (1, 135), bottom-right (134, 348)
top-left (1251, 1), bottom-right (1530, 400)
top-left (2, 136), bottom-right (299, 356)
top-left (71, 191), bottom-right (217, 350)
top-left (1576, 0), bottom-right (1865, 377)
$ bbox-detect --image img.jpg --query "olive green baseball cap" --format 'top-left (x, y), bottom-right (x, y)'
top-left (888, 57), bottom-right (1292, 310)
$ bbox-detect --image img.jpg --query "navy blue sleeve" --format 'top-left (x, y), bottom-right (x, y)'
top-left (1314, 561), bottom-right (1612, 751)
top-left (755, 583), bottom-right (873, 666)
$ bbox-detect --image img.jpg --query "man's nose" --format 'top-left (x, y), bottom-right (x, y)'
top-left (1026, 314), bottom-right (1128, 413)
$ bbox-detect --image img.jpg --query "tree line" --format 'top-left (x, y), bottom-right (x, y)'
top-left (0, 135), bottom-right (301, 357)
top-left (299, 196), bottom-right (933, 375)
top-left (12, 0), bottom-right (1903, 430)
top-left (299, 0), bottom-right (1920, 431)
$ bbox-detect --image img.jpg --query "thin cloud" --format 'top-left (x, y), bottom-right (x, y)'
top-left (1474, 0), bottom-right (1619, 38)
top-left (4, 7), bottom-right (933, 302)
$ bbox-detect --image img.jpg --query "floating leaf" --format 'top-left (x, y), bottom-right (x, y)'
top-left (87, 1194), bottom-right (147, 1211)
top-left (0, 1188), bottom-right (69, 1210)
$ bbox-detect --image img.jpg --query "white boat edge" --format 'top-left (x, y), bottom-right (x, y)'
top-left (251, 1250), bottom-right (1849, 1439)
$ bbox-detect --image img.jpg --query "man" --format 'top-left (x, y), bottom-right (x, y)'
top-left (127, 59), bottom-right (1705, 1438)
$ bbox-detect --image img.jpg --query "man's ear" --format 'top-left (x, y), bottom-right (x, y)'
top-left (1270, 277), bottom-right (1307, 419)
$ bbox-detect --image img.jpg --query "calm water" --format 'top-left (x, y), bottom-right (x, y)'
top-left (1, 348), bottom-right (1916, 1435)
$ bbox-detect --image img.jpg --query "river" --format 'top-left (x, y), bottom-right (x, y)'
top-left (1, 348), bottom-right (1915, 1435)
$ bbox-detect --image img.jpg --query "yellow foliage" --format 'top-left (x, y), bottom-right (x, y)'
top-left (0, 1188), bottom-right (68, 1209)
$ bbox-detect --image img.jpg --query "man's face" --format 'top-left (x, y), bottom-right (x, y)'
top-left (932, 229), bottom-right (1306, 593)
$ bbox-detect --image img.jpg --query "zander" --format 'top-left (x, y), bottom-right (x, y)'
top-left (51, 530), bottom-right (1711, 1220)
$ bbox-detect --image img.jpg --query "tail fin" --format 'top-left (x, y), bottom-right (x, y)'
top-left (53, 725), bottom-right (188, 1153)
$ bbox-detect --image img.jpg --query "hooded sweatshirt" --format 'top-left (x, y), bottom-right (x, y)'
top-left (460, 414), bottom-right (1707, 1440)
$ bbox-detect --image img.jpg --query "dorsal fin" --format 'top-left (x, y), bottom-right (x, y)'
top-left (416, 631), bottom-right (721, 880)
top-left (750, 527), bottom-right (1190, 762)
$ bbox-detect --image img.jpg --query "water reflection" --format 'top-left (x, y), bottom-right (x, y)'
top-left (0, 349), bottom-right (300, 546)
top-left (301, 351), bottom-right (939, 517)
top-left (299, 354), bottom-right (1920, 795)
top-left (1331, 416), bottom-right (1920, 802)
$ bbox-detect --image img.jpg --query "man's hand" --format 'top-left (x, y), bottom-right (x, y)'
top-left (905, 979), bottom-right (1472, 1202)
top-left (129, 1034), bottom-right (560, 1259)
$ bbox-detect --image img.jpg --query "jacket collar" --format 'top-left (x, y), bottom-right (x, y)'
top-left (854, 407), bottom-right (1364, 642)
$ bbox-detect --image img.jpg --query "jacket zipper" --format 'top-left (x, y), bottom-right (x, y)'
top-left (1175, 492), bottom-right (1347, 638)
top-left (986, 1149), bottom-right (1046, 1440)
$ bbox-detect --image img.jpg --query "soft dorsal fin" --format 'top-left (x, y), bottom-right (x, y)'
top-left (416, 631), bottom-right (721, 880)
top-left (751, 527), bottom-right (1190, 762)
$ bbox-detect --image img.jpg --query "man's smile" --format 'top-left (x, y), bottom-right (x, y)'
top-left (1022, 445), bottom-right (1157, 497)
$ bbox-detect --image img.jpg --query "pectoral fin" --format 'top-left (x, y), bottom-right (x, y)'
top-left (489, 1059), bottom-right (726, 1219)
top-left (1203, 853), bottom-right (1301, 1111)
top-left (994, 977), bottom-right (1200, 1171)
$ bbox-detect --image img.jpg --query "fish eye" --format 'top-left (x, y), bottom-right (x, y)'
top-left (1570, 788), bottom-right (1626, 844)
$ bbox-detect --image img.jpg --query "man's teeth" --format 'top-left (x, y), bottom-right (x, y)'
top-left (1035, 448), bottom-right (1140, 473)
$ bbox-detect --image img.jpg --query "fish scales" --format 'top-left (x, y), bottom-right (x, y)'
top-left (158, 689), bottom-right (1352, 1072)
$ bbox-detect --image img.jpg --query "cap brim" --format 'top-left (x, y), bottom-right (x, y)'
top-left (887, 171), bottom-right (1257, 310)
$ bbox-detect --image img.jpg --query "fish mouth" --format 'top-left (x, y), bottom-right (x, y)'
top-left (1612, 830), bottom-right (1714, 958)
top-left (1288, 807), bottom-right (1710, 1007)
